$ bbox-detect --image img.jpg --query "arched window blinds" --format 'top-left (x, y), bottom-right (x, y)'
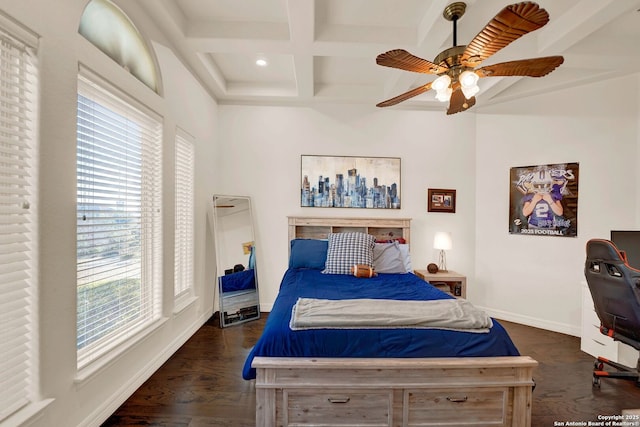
top-left (79, 0), bottom-right (160, 93)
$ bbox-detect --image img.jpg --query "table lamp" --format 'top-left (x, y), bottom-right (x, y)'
top-left (433, 232), bottom-right (452, 272)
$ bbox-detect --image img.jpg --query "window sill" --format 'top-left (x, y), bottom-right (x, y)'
top-left (74, 316), bottom-right (168, 387)
top-left (173, 294), bottom-right (198, 315)
top-left (2, 398), bottom-right (54, 427)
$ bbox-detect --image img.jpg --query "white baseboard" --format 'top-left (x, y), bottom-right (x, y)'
top-left (81, 311), bottom-right (212, 427)
top-left (478, 305), bottom-right (581, 337)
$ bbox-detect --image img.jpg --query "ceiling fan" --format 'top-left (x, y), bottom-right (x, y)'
top-left (375, 2), bottom-right (564, 115)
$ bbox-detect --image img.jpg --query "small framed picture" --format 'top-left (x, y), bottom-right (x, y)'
top-left (427, 188), bottom-right (456, 213)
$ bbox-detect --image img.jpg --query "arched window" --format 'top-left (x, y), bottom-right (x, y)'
top-left (76, 1), bottom-right (164, 373)
top-left (79, 0), bottom-right (160, 93)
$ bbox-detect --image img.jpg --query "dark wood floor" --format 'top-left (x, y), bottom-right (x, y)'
top-left (102, 314), bottom-right (640, 427)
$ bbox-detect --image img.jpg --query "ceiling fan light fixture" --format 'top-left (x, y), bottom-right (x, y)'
top-left (432, 74), bottom-right (452, 102)
top-left (435, 87), bottom-right (452, 102)
top-left (461, 85), bottom-right (479, 100)
top-left (460, 70), bottom-right (479, 99)
top-left (460, 70), bottom-right (478, 87)
top-left (432, 74), bottom-right (451, 91)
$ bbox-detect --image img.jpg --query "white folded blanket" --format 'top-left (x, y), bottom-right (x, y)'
top-left (290, 297), bottom-right (493, 333)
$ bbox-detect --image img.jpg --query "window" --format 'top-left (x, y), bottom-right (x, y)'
top-left (174, 130), bottom-right (194, 300)
top-left (76, 68), bottom-right (162, 369)
top-left (0, 25), bottom-right (38, 422)
top-left (78, 0), bottom-right (159, 93)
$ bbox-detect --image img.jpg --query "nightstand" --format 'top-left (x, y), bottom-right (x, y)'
top-left (413, 270), bottom-right (467, 299)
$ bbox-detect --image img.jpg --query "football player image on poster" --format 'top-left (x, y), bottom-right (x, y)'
top-left (509, 163), bottom-right (579, 237)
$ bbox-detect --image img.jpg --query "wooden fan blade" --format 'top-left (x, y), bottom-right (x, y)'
top-left (376, 49), bottom-right (448, 75)
top-left (447, 88), bottom-right (476, 115)
top-left (476, 56), bottom-right (564, 78)
top-left (376, 82), bottom-right (433, 107)
top-left (461, 2), bottom-right (550, 68)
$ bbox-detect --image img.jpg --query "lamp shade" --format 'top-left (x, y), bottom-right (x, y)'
top-left (435, 87), bottom-right (452, 102)
top-left (432, 74), bottom-right (451, 91)
top-left (433, 232), bottom-right (452, 250)
top-left (459, 70), bottom-right (479, 88)
top-left (432, 75), bottom-right (452, 103)
top-left (460, 71), bottom-right (479, 99)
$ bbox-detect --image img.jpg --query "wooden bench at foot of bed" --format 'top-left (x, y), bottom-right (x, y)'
top-left (253, 356), bottom-right (538, 427)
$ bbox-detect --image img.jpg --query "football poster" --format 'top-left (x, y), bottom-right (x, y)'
top-left (509, 162), bottom-right (579, 237)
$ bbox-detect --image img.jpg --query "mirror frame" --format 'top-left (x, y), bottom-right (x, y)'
top-left (212, 195), bottom-right (260, 328)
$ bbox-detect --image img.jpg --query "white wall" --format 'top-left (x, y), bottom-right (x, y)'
top-left (474, 74), bottom-right (639, 336)
top-left (0, 1), bottom-right (219, 426)
top-left (216, 104), bottom-right (477, 309)
top-left (637, 74), bottom-right (640, 224)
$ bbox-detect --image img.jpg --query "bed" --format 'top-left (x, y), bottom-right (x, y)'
top-left (247, 217), bottom-right (537, 427)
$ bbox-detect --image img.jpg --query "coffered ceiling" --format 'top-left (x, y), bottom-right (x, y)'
top-left (140, 0), bottom-right (640, 112)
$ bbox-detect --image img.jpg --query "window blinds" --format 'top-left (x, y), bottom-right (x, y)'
top-left (76, 69), bottom-right (162, 368)
top-left (0, 31), bottom-right (37, 422)
top-left (174, 130), bottom-right (194, 298)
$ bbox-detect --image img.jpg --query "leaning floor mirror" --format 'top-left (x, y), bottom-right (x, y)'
top-left (212, 195), bottom-right (260, 327)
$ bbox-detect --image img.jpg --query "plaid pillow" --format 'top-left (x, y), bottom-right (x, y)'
top-left (322, 232), bottom-right (376, 275)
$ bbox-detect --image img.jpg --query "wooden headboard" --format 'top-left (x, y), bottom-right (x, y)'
top-left (288, 216), bottom-right (411, 243)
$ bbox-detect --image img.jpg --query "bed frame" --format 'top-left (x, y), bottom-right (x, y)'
top-left (252, 216), bottom-right (537, 427)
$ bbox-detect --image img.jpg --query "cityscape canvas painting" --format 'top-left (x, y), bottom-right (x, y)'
top-left (301, 155), bottom-right (401, 209)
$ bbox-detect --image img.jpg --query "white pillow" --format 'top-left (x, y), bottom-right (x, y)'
top-left (373, 242), bottom-right (406, 273)
top-left (398, 243), bottom-right (412, 272)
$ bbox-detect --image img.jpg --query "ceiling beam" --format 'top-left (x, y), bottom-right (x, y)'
top-left (538, 0), bottom-right (638, 54)
top-left (136, 0), bottom-right (225, 100)
top-left (287, 0), bottom-right (315, 98)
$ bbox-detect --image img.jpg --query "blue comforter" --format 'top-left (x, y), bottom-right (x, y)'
top-left (220, 269), bottom-right (255, 292)
top-left (242, 269), bottom-right (520, 380)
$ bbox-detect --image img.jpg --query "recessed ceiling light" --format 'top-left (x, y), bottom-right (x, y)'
top-left (256, 58), bottom-right (268, 67)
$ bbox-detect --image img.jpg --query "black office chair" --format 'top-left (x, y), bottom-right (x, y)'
top-left (584, 238), bottom-right (640, 387)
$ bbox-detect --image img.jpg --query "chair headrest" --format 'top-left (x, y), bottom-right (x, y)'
top-left (586, 239), bottom-right (625, 263)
